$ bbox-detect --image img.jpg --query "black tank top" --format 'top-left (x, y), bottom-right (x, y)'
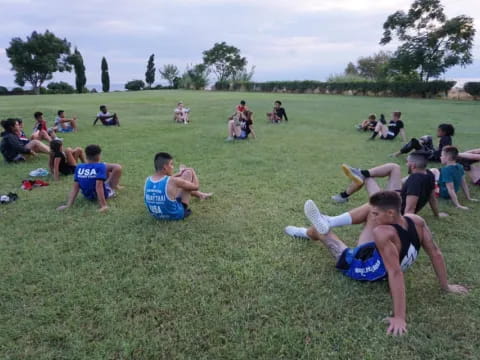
top-left (390, 217), bottom-right (421, 271)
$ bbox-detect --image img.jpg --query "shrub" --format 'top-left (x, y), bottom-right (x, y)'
top-left (464, 82), bottom-right (480, 98)
top-left (0, 86), bottom-right (8, 95)
top-left (47, 81), bottom-right (75, 94)
top-left (11, 87), bottom-right (25, 95)
top-left (125, 80), bottom-right (145, 91)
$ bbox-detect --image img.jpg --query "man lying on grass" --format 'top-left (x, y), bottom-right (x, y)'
top-left (144, 152), bottom-right (212, 220)
top-left (57, 144), bottom-right (123, 212)
top-left (285, 191), bottom-right (469, 336)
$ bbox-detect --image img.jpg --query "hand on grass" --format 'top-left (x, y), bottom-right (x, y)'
top-left (445, 284), bottom-right (469, 295)
top-left (385, 317), bottom-right (407, 336)
top-left (57, 205), bottom-right (69, 211)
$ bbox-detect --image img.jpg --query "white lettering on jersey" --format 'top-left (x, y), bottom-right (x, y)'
top-left (77, 168), bottom-right (97, 176)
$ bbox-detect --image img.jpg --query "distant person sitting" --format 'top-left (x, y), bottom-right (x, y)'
top-left (32, 112), bottom-right (56, 142)
top-left (174, 102), bottom-right (190, 124)
top-left (144, 152), bottom-right (213, 220)
top-left (267, 100), bottom-right (288, 123)
top-left (57, 144), bottom-right (123, 212)
top-left (93, 105), bottom-right (120, 126)
top-left (355, 114), bottom-right (378, 131)
top-left (55, 110), bottom-right (78, 133)
top-left (1, 118), bottom-right (50, 162)
top-left (49, 139), bottom-right (85, 181)
top-left (391, 124), bottom-right (454, 162)
top-left (370, 111), bottom-right (406, 142)
top-left (226, 110), bottom-right (256, 141)
top-left (429, 146), bottom-right (477, 210)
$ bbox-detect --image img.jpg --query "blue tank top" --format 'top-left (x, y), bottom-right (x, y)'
top-left (144, 176), bottom-right (185, 220)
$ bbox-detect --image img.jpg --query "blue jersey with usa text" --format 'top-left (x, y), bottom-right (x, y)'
top-left (74, 162), bottom-right (108, 200)
top-left (144, 176), bottom-right (185, 220)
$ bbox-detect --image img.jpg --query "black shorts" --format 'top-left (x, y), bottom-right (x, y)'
top-left (60, 165), bottom-right (76, 176)
top-left (380, 133), bottom-right (396, 140)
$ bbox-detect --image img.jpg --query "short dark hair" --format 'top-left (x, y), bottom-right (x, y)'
top-left (85, 144), bottom-right (102, 160)
top-left (50, 139), bottom-right (62, 153)
top-left (407, 151), bottom-right (428, 169)
top-left (1, 118), bottom-right (19, 132)
top-left (438, 123), bottom-right (455, 137)
top-left (369, 191), bottom-right (401, 213)
top-left (57, 110), bottom-right (64, 116)
top-left (100, 105), bottom-right (107, 110)
top-left (275, 100), bottom-right (282, 105)
top-left (368, 114), bottom-right (376, 120)
top-left (442, 145), bottom-right (459, 160)
top-left (240, 100), bottom-right (246, 105)
top-left (34, 111), bottom-right (43, 119)
top-left (154, 152), bottom-right (173, 171)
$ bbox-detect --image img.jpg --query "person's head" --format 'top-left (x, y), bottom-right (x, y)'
top-left (441, 145), bottom-right (459, 164)
top-left (177, 102), bottom-right (183, 108)
top-left (240, 100), bottom-right (246, 106)
top-left (34, 111), bottom-right (43, 121)
top-left (274, 100), bottom-right (282, 108)
top-left (154, 152), bottom-right (174, 175)
top-left (392, 111), bottom-right (401, 120)
top-left (50, 139), bottom-right (63, 154)
top-left (369, 191), bottom-right (402, 224)
top-left (17, 118), bottom-right (24, 129)
top-left (100, 105), bottom-right (107, 113)
top-left (437, 123), bottom-right (455, 137)
top-left (368, 114), bottom-right (376, 121)
top-left (85, 144), bottom-right (102, 162)
top-left (1, 118), bottom-right (21, 133)
top-left (57, 110), bottom-right (65, 118)
top-left (406, 151), bottom-right (428, 173)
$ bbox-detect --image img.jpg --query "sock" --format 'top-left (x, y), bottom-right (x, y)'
top-left (340, 191), bottom-right (349, 199)
top-left (370, 131), bottom-right (378, 139)
top-left (360, 170), bottom-right (371, 178)
top-left (327, 213), bottom-right (352, 228)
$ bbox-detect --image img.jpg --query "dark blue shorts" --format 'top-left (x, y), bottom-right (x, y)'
top-left (336, 242), bottom-right (387, 282)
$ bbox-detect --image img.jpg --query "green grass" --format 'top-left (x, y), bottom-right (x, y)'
top-left (1, 90), bottom-right (480, 359)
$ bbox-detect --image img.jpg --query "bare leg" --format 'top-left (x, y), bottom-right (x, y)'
top-left (306, 227), bottom-right (348, 261)
top-left (466, 167), bottom-right (480, 184)
top-left (374, 122), bottom-right (388, 137)
top-left (105, 163), bottom-right (123, 190)
top-left (64, 148), bottom-right (77, 166)
top-left (69, 119), bottom-right (78, 131)
top-left (345, 181), bottom-right (363, 196)
top-left (458, 152), bottom-right (480, 161)
top-left (26, 140), bottom-right (50, 154)
top-left (39, 130), bottom-right (52, 142)
top-left (368, 163), bottom-right (402, 191)
top-left (74, 147), bottom-right (86, 163)
top-left (178, 168), bottom-right (197, 205)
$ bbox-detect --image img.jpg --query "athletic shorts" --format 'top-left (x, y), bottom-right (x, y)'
top-left (59, 165), bottom-right (76, 176)
top-left (104, 119), bottom-right (117, 126)
top-left (475, 179), bottom-right (480, 186)
top-left (57, 126), bottom-right (74, 133)
top-left (175, 197), bottom-right (191, 218)
top-left (336, 242), bottom-right (387, 281)
top-left (380, 132), bottom-right (396, 140)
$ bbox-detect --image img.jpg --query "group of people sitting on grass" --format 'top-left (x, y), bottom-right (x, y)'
top-left (226, 100), bottom-right (256, 141)
top-left (356, 111), bottom-right (407, 142)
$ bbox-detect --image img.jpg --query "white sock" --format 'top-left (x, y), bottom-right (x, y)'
top-left (327, 213), bottom-right (352, 228)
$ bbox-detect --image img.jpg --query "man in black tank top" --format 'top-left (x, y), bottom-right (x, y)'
top-left (331, 152), bottom-right (448, 217)
top-left (285, 191), bottom-right (469, 336)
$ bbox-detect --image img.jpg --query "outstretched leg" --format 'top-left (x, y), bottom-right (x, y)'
top-left (25, 140), bottom-right (50, 154)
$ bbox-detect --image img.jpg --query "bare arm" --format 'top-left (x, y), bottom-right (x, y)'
top-left (57, 182), bottom-right (80, 210)
top-left (374, 227), bottom-right (407, 336)
top-left (53, 157), bottom-right (61, 181)
top-left (96, 180), bottom-right (108, 211)
top-left (460, 176), bottom-right (475, 201)
top-left (171, 177), bottom-right (199, 192)
top-left (403, 195), bottom-right (419, 215)
top-left (420, 219), bottom-right (469, 294)
top-left (446, 182), bottom-right (467, 209)
top-left (399, 128), bottom-right (406, 142)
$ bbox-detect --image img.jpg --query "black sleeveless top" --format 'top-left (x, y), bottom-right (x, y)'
top-left (390, 216), bottom-right (421, 271)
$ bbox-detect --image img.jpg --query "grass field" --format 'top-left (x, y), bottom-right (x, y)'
top-left (1, 90), bottom-right (480, 359)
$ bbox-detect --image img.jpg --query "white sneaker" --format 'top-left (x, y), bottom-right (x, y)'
top-left (331, 194), bottom-right (348, 203)
top-left (304, 200), bottom-right (330, 235)
top-left (284, 226), bottom-right (309, 239)
top-left (225, 136), bottom-right (234, 141)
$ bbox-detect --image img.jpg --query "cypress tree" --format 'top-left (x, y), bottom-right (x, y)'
top-left (101, 57), bottom-right (110, 93)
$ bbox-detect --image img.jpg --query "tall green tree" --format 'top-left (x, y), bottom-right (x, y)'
top-left (180, 64), bottom-right (209, 90)
top-left (159, 64), bottom-right (179, 87)
top-left (356, 51), bottom-right (391, 80)
top-left (68, 47), bottom-right (87, 93)
top-left (145, 54), bottom-right (155, 88)
top-left (344, 62), bottom-right (359, 76)
top-left (101, 57), bottom-right (110, 93)
top-left (380, 0), bottom-right (475, 82)
top-left (202, 42), bottom-right (247, 82)
top-left (6, 30), bottom-right (71, 94)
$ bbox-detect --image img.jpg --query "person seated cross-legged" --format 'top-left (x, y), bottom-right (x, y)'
top-left (144, 152), bottom-right (213, 220)
top-left (93, 105), bottom-right (120, 126)
top-left (331, 152), bottom-right (445, 217)
top-left (57, 144), bottom-right (123, 212)
top-left (284, 191), bottom-right (469, 336)
top-left (55, 110), bottom-right (78, 133)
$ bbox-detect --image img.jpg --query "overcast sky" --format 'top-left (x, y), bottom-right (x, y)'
top-left (0, 0), bottom-right (479, 88)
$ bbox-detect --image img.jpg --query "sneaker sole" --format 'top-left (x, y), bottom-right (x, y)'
top-left (341, 164), bottom-right (364, 186)
top-left (304, 200), bottom-right (330, 235)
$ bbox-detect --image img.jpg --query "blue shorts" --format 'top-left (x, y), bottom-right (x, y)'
top-left (336, 242), bottom-right (387, 281)
top-left (57, 126), bottom-right (74, 133)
